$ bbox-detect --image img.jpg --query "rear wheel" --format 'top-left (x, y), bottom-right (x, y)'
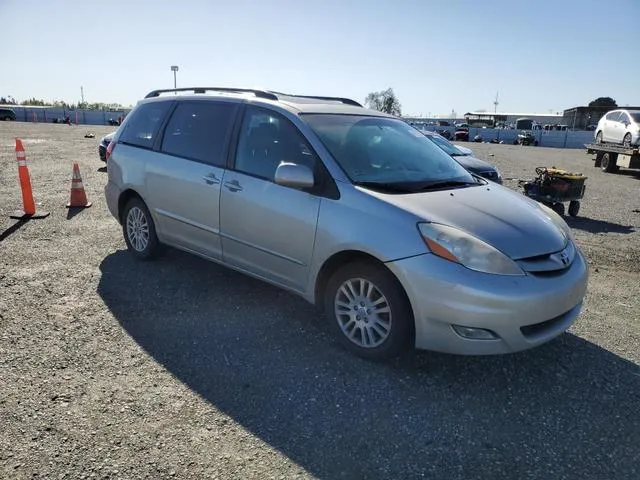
top-left (595, 131), bottom-right (603, 143)
top-left (568, 200), bottom-right (580, 217)
top-left (324, 261), bottom-right (413, 361)
top-left (601, 152), bottom-right (619, 173)
top-left (122, 197), bottom-right (161, 260)
top-left (623, 133), bottom-right (632, 147)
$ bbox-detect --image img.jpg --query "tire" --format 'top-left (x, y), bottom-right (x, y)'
top-left (594, 151), bottom-right (604, 168)
top-left (323, 261), bottom-right (413, 361)
top-left (601, 152), bottom-right (619, 173)
top-left (595, 131), bottom-right (603, 144)
top-left (122, 197), bottom-right (161, 260)
top-left (3, 116), bottom-right (11, 121)
top-left (623, 133), bottom-right (632, 148)
top-left (552, 202), bottom-right (565, 216)
top-left (568, 201), bottom-right (580, 217)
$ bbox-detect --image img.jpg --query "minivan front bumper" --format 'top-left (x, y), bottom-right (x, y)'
top-left (386, 247), bottom-right (588, 355)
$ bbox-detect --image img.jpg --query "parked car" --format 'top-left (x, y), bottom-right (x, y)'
top-left (105, 86), bottom-right (588, 361)
top-left (453, 143), bottom-right (473, 155)
top-left (422, 130), bottom-right (502, 184)
top-left (0, 107), bottom-right (16, 121)
top-left (454, 129), bottom-right (469, 142)
top-left (594, 109), bottom-right (640, 147)
top-left (98, 131), bottom-right (115, 162)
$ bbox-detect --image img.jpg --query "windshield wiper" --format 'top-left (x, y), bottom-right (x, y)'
top-left (353, 181), bottom-right (416, 193)
top-left (415, 179), bottom-right (478, 191)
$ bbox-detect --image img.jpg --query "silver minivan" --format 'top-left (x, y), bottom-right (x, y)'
top-left (105, 87), bottom-right (588, 360)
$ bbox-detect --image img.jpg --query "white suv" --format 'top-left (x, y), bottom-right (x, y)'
top-left (594, 109), bottom-right (640, 147)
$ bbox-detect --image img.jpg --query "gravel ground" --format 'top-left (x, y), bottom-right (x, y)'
top-left (1, 123), bottom-right (639, 480)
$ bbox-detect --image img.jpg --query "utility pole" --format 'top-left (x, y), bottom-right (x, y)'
top-left (493, 92), bottom-right (499, 114)
top-left (171, 65), bottom-right (179, 92)
top-left (80, 86), bottom-right (85, 105)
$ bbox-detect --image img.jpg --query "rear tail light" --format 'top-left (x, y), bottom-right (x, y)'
top-left (105, 141), bottom-right (115, 162)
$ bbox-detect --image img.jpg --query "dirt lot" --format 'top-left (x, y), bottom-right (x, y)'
top-left (1, 123), bottom-right (639, 480)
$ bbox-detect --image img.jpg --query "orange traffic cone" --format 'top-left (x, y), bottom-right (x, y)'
top-left (10, 138), bottom-right (50, 219)
top-left (66, 163), bottom-right (92, 208)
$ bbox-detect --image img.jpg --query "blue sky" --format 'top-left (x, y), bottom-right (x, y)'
top-left (1, 0), bottom-right (638, 116)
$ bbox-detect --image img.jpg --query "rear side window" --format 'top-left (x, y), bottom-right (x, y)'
top-left (120, 101), bottom-right (172, 149)
top-left (161, 101), bottom-right (237, 166)
top-left (605, 111), bottom-right (620, 121)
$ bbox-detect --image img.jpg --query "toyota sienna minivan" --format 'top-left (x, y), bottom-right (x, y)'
top-left (105, 87), bottom-right (588, 360)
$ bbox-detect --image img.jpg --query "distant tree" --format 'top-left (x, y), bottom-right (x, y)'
top-left (364, 88), bottom-right (402, 116)
top-left (0, 96), bottom-right (17, 105)
top-left (21, 97), bottom-right (47, 106)
top-left (588, 97), bottom-right (617, 108)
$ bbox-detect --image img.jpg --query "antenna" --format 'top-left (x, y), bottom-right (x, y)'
top-left (493, 91), bottom-right (499, 114)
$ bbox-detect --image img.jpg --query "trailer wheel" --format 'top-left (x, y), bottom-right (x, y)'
top-left (552, 202), bottom-right (565, 216)
top-left (601, 153), bottom-right (619, 173)
top-left (568, 201), bottom-right (580, 217)
top-left (594, 151), bottom-right (604, 167)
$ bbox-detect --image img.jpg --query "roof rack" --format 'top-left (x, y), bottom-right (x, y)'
top-left (143, 87), bottom-right (363, 107)
top-left (267, 91), bottom-right (363, 107)
top-left (144, 87), bottom-right (278, 100)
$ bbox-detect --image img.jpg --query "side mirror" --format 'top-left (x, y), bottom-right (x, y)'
top-left (274, 162), bottom-right (315, 190)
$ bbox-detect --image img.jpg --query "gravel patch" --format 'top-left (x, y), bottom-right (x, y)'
top-left (1, 123), bottom-right (639, 479)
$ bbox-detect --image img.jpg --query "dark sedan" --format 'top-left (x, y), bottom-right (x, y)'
top-left (98, 132), bottom-right (115, 162)
top-left (422, 130), bottom-right (503, 184)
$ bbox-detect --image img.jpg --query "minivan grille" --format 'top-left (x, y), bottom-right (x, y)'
top-left (517, 241), bottom-right (575, 274)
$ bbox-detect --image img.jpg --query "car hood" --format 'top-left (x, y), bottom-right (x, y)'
top-left (102, 131), bottom-right (116, 142)
top-left (366, 184), bottom-right (567, 259)
top-left (453, 154), bottom-right (496, 172)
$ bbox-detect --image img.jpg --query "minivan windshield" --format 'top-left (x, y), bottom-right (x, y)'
top-left (303, 114), bottom-right (476, 191)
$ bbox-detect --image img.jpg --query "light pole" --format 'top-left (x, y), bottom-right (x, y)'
top-left (170, 65), bottom-right (179, 92)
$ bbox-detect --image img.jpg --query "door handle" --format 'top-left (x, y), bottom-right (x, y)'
top-left (223, 179), bottom-right (243, 192)
top-left (202, 172), bottom-right (220, 185)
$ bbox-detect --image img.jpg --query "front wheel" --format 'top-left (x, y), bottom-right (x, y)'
top-left (122, 197), bottom-right (161, 260)
top-left (324, 261), bottom-right (413, 361)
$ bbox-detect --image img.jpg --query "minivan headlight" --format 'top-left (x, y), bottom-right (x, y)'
top-left (418, 222), bottom-right (524, 276)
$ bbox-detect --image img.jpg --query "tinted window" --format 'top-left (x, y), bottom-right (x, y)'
top-left (161, 102), bottom-right (237, 166)
top-left (605, 111), bottom-right (620, 121)
top-left (234, 107), bottom-right (317, 180)
top-left (304, 114), bottom-right (474, 185)
top-left (618, 112), bottom-right (630, 123)
top-left (630, 112), bottom-right (640, 123)
top-left (119, 101), bottom-right (172, 149)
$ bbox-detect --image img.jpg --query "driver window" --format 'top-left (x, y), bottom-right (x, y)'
top-left (234, 107), bottom-right (318, 181)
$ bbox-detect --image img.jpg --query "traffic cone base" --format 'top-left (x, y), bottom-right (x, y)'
top-left (10, 210), bottom-right (50, 219)
top-left (66, 163), bottom-right (92, 209)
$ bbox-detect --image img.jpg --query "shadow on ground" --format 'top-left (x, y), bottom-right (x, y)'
top-left (0, 218), bottom-right (28, 242)
top-left (97, 249), bottom-right (640, 479)
top-left (565, 216), bottom-right (636, 234)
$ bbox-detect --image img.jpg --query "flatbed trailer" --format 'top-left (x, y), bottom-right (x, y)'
top-left (585, 142), bottom-right (640, 173)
